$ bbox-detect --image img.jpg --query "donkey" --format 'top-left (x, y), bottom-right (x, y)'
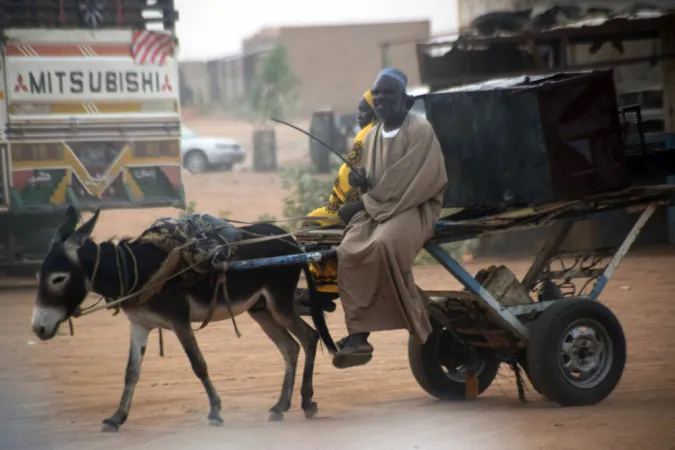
top-left (30, 206), bottom-right (332, 432)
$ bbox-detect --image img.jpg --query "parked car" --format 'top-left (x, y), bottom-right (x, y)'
top-left (180, 126), bottom-right (246, 174)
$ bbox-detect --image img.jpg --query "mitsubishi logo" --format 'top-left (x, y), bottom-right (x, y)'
top-left (14, 74), bottom-right (28, 93)
top-left (161, 75), bottom-right (172, 92)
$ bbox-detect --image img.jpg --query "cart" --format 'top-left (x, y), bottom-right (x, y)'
top-left (216, 184), bottom-right (675, 407)
top-left (220, 70), bottom-right (675, 407)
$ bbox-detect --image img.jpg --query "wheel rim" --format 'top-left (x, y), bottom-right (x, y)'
top-left (435, 328), bottom-right (486, 383)
top-left (187, 154), bottom-right (206, 173)
top-left (557, 318), bottom-right (614, 389)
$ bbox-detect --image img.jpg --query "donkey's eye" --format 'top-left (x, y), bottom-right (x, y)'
top-left (53, 275), bottom-right (66, 284)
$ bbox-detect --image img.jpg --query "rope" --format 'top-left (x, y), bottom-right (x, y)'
top-left (71, 243), bottom-right (103, 318)
top-left (123, 243), bottom-right (140, 294)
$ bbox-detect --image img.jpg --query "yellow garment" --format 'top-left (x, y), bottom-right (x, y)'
top-left (306, 122), bottom-right (373, 227)
top-left (306, 92), bottom-right (375, 292)
top-left (363, 90), bottom-right (374, 109)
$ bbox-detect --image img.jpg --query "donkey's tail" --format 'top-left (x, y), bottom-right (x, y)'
top-left (301, 264), bottom-right (338, 355)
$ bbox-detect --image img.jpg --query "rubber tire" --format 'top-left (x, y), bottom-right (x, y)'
top-left (526, 298), bottom-right (626, 407)
top-left (408, 320), bottom-right (501, 401)
top-left (185, 150), bottom-right (209, 174)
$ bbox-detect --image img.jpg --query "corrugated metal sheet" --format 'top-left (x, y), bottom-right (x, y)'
top-left (422, 10), bottom-right (671, 56)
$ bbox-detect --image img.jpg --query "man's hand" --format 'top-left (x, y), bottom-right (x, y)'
top-left (338, 201), bottom-right (365, 225)
top-left (348, 168), bottom-right (369, 192)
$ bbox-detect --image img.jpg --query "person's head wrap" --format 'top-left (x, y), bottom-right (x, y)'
top-left (376, 68), bottom-right (408, 89)
top-left (363, 90), bottom-right (374, 109)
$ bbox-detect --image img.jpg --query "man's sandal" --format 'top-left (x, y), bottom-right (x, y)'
top-left (332, 343), bottom-right (374, 369)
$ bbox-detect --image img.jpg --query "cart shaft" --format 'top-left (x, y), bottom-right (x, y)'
top-left (216, 250), bottom-right (337, 272)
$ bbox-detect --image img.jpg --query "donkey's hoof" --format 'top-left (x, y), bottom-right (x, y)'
top-left (208, 411), bottom-right (224, 427)
top-left (208, 416), bottom-right (224, 427)
top-left (303, 402), bottom-right (318, 419)
top-left (267, 411), bottom-right (285, 422)
top-left (101, 420), bottom-right (120, 433)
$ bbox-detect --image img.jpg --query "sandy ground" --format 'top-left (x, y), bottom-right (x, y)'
top-left (2, 113), bottom-right (675, 449)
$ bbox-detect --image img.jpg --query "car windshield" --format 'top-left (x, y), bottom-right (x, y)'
top-left (181, 127), bottom-right (197, 139)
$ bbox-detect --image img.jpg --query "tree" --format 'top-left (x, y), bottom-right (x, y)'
top-left (240, 46), bottom-right (300, 127)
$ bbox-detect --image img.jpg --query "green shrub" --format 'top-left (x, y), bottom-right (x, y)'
top-left (257, 213), bottom-right (277, 223)
top-left (280, 165), bottom-right (334, 228)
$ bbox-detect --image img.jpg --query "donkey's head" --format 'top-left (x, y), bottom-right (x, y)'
top-left (31, 205), bottom-right (100, 340)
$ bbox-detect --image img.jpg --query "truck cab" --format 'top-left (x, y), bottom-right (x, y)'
top-left (0, 1), bottom-right (184, 277)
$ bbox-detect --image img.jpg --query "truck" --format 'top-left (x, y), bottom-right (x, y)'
top-left (0, 1), bottom-right (185, 278)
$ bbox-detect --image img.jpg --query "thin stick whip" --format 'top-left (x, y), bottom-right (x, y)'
top-left (270, 118), bottom-right (357, 172)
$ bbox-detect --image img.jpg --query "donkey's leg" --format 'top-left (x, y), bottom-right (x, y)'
top-left (102, 321), bottom-right (150, 432)
top-left (172, 321), bottom-right (224, 426)
top-left (274, 312), bottom-right (320, 419)
top-left (248, 309), bottom-right (300, 422)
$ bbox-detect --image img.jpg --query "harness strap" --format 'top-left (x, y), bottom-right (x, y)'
top-left (195, 273), bottom-right (241, 338)
top-left (117, 245), bottom-right (131, 297)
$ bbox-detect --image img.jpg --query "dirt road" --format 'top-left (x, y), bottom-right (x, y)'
top-left (3, 251), bottom-right (675, 449)
top-left (2, 115), bottom-right (675, 449)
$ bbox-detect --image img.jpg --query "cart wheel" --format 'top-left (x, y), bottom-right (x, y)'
top-left (408, 319), bottom-right (500, 401)
top-left (527, 298), bottom-right (626, 407)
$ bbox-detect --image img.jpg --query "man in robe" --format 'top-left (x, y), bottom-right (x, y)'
top-left (332, 68), bottom-right (449, 369)
top-left (295, 90), bottom-right (379, 316)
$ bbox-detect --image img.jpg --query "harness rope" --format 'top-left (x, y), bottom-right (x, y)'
top-left (67, 215), bottom-right (342, 358)
top-left (74, 220), bottom-right (340, 327)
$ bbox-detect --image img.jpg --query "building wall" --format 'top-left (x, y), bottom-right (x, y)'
top-left (189, 51), bottom-right (265, 113)
top-left (182, 21), bottom-right (430, 118)
top-left (178, 60), bottom-right (209, 109)
top-left (275, 21), bottom-right (430, 116)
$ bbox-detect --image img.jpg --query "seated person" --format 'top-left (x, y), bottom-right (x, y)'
top-left (295, 91), bottom-right (378, 313)
top-left (331, 68), bottom-right (449, 369)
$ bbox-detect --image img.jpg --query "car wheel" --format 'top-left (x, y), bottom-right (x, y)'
top-left (185, 150), bottom-right (208, 174)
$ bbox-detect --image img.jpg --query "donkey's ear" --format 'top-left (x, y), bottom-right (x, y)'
top-left (52, 205), bottom-right (80, 244)
top-left (67, 208), bottom-right (100, 246)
